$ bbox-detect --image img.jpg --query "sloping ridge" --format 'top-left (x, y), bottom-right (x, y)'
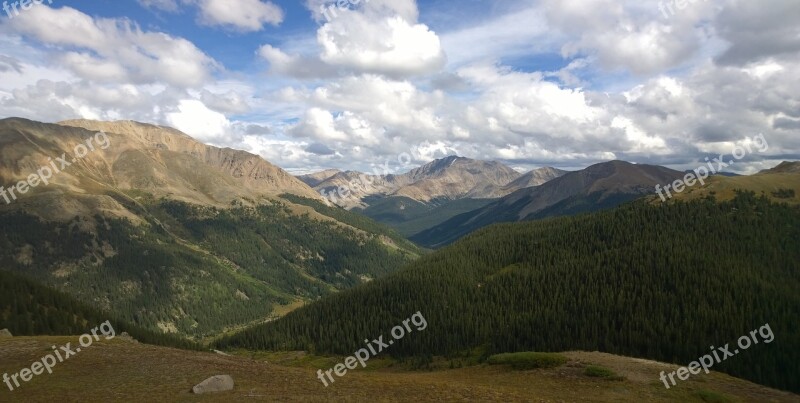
top-left (501, 167), bottom-right (568, 193)
top-left (411, 160), bottom-right (684, 247)
top-left (759, 161), bottom-right (800, 174)
top-left (59, 119), bottom-right (321, 200)
top-left (312, 156), bottom-right (523, 209)
top-left (392, 156), bottom-right (522, 201)
top-left (0, 118), bottom-right (322, 223)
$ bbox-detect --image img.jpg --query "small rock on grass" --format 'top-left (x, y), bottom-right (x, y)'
top-left (192, 375), bottom-right (234, 394)
top-left (0, 329), bottom-right (12, 337)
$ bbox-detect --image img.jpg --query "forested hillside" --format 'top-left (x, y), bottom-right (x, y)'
top-left (352, 196), bottom-right (495, 237)
top-left (0, 196), bottom-right (420, 339)
top-left (0, 270), bottom-right (198, 350)
top-left (217, 192), bottom-right (800, 393)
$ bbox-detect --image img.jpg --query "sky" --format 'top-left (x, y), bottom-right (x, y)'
top-left (0, 0), bottom-right (798, 174)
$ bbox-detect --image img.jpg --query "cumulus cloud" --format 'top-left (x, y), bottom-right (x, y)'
top-left (195, 0), bottom-right (284, 32)
top-left (166, 99), bottom-right (238, 144)
top-left (541, 0), bottom-right (717, 75)
top-left (257, 45), bottom-right (337, 78)
top-left (318, 15), bottom-right (446, 77)
top-left (200, 89), bottom-right (250, 114)
top-left (262, 0), bottom-right (445, 79)
top-left (5, 6), bottom-right (218, 87)
top-left (714, 0), bottom-right (800, 65)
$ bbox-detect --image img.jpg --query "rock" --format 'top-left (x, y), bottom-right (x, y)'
top-left (118, 332), bottom-right (138, 343)
top-left (192, 375), bottom-right (234, 394)
top-left (0, 329), bottom-right (12, 337)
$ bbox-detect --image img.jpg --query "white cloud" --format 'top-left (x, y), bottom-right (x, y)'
top-left (5, 6), bottom-right (218, 87)
top-left (263, 0), bottom-right (444, 79)
top-left (541, 0), bottom-right (717, 75)
top-left (257, 44), bottom-right (337, 78)
top-left (196, 0), bottom-right (283, 32)
top-left (318, 15), bottom-right (446, 77)
top-left (166, 99), bottom-right (236, 144)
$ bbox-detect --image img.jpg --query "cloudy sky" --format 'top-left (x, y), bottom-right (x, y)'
top-left (0, 0), bottom-right (798, 174)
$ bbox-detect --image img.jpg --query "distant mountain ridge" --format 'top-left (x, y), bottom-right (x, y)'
top-left (297, 169), bottom-right (341, 187)
top-left (412, 160), bottom-right (684, 247)
top-left (309, 156), bottom-right (526, 209)
top-left (300, 157), bottom-right (567, 236)
top-left (501, 167), bottom-right (569, 193)
top-left (760, 161), bottom-right (800, 174)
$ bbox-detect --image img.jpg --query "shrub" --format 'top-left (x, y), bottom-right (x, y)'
top-left (694, 389), bottom-right (731, 403)
top-left (486, 352), bottom-right (568, 370)
top-left (771, 188), bottom-right (795, 199)
top-left (584, 365), bottom-right (624, 380)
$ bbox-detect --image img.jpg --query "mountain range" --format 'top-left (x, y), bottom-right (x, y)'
top-left (299, 156), bottom-right (566, 209)
top-left (411, 160), bottom-right (686, 247)
top-left (299, 157), bottom-right (567, 236)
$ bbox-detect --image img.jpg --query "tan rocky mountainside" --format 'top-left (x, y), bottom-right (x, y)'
top-left (297, 169), bottom-right (341, 187)
top-left (0, 118), bottom-right (321, 223)
top-left (501, 166), bottom-right (569, 193)
top-left (310, 156), bottom-right (530, 209)
top-left (59, 119), bottom-right (321, 200)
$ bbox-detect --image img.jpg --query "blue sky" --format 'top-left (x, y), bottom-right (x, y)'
top-left (0, 0), bottom-right (798, 174)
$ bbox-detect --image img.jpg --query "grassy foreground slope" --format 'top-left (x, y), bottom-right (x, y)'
top-left (0, 336), bottom-right (797, 402)
top-left (218, 192), bottom-right (800, 393)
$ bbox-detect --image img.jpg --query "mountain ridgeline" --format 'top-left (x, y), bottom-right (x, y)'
top-left (302, 157), bottom-right (566, 236)
top-left (302, 156), bottom-right (565, 209)
top-left (217, 192), bottom-right (800, 393)
top-left (411, 160), bottom-right (685, 247)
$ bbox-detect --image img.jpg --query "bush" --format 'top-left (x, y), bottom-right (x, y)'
top-left (486, 352), bottom-right (568, 370)
top-left (694, 389), bottom-right (731, 403)
top-left (771, 188), bottom-right (795, 199)
top-left (584, 365), bottom-right (624, 380)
